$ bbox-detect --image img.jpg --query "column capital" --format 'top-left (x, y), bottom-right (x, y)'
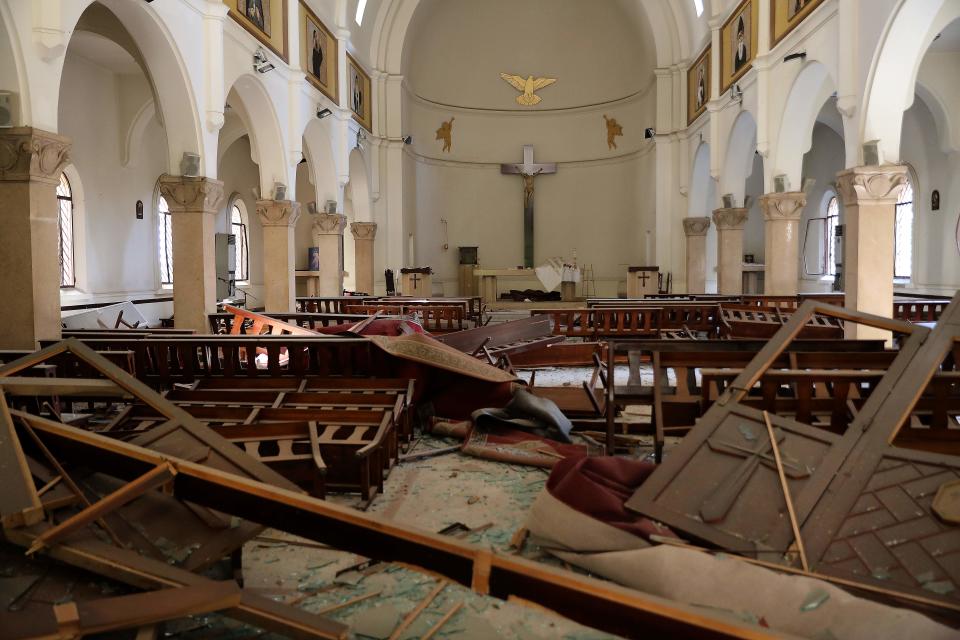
top-left (836, 165), bottom-right (909, 207)
top-left (256, 199), bottom-right (301, 227)
top-left (759, 192), bottom-right (806, 222)
top-left (712, 207), bottom-right (749, 230)
top-left (350, 221), bottom-right (377, 240)
top-left (0, 127), bottom-right (71, 185)
top-left (682, 216), bottom-right (711, 237)
top-left (159, 175), bottom-right (224, 214)
top-left (312, 212), bottom-right (347, 235)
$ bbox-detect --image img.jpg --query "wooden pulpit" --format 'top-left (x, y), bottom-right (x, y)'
top-left (400, 267), bottom-right (433, 297)
top-left (627, 266), bottom-right (659, 298)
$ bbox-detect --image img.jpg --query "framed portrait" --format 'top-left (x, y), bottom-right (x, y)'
top-left (687, 45), bottom-right (711, 125)
top-left (300, 2), bottom-right (337, 102)
top-left (224, 0), bottom-right (289, 62)
top-left (347, 53), bottom-right (372, 131)
top-left (720, 0), bottom-right (759, 94)
top-left (771, 0), bottom-right (827, 46)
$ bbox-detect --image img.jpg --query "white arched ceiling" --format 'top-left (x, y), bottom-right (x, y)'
top-left (302, 118), bottom-right (341, 208)
top-left (371, 0), bottom-right (698, 77)
top-left (720, 109), bottom-right (758, 200)
top-left (79, 0), bottom-right (203, 175)
top-left (223, 75), bottom-right (289, 198)
top-left (862, 0), bottom-right (960, 162)
top-left (773, 60), bottom-right (838, 188)
top-left (348, 147), bottom-right (372, 222)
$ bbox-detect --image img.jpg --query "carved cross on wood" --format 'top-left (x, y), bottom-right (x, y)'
top-left (409, 273), bottom-right (421, 288)
top-left (637, 271), bottom-right (651, 286)
top-left (702, 427), bottom-right (811, 522)
top-left (500, 144), bottom-right (557, 268)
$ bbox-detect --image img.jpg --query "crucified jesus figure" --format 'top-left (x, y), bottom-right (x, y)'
top-left (521, 168), bottom-right (543, 208)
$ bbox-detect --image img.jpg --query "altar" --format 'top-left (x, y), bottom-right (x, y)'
top-left (474, 268), bottom-right (537, 303)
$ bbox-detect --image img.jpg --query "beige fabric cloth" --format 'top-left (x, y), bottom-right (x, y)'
top-left (526, 490), bottom-right (955, 639)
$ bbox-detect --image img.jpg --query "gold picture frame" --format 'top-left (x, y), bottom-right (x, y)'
top-left (347, 53), bottom-right (372, 131)
top-left (224, 0), bottom-right (289, 62)
top-left (300, 2), bottom-right (337, 103)
top-left (720, 0), bottom-right (759, 94)
top-left (687, 45), bottom-right (711, 125)
top-left (771, 0), bottom-right (827, 47)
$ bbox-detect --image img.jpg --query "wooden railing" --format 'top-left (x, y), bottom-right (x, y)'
top-left (39, 336), bottom-right (379, 389)
top-left (209, 312), bottom-right (371, 334)
top-left (530, 307), bottom-right (662, 339)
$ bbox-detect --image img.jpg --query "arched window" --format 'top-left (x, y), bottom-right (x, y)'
top-left (894, 180), bottom-right (914, 279)
top-left (158, 195), bottom-right (173, 285)
top-left (825, 196), bottom-right (839, 277)
top-left (57, 174), bottom-right (75, 288)
top-left (231, 200), bottom-right (249, 283)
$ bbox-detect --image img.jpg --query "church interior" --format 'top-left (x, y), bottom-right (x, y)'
top-left (1, 0), bottom-right (960, 637)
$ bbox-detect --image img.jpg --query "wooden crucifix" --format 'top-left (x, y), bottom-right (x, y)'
top-left (500, 144), bottom-right (557, 268)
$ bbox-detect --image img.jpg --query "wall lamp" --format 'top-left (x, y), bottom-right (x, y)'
top-left (253, 48), bottom-right (275, 73)
top-left (317, 107), bottom-right (332, 119)
top-left (784, 51), bottom-right (807, 63)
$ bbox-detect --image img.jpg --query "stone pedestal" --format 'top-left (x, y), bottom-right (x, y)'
top-left (836, 165), bottom-right (909, 340)
top-left (682, 217), bottom-right (710, 294)
top-left (350, 222), bottom-right (377, 295)
top-left (712, 208), bottom-right (749, 295)
top-left (0, 128), bottom-right (71, 348)
top-left (626, 267), bottom-right (659, 298)
top-left (159, 175), bottom-right (224, 334)
top-left (311, 213), bottom-right (347, 296)
top-left (400, 268), bottom-right (432, 297)
top-left (760, 192), bottom-right (806, 295)
top-left (256, 200), bottom-right (301, 313)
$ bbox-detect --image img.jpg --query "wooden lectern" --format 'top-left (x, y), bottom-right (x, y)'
top-left (627, 266), bottom-right (659, 298)
top-left (400, 267), bottom-right (432, 297)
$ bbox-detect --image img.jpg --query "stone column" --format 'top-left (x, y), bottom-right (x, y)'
top-left (256, 200), bottom-right (301, 313)
top-left (759, 192), bottom-right (806, 295)
top-left (350, 222), bottom-right (377, 295)
top-left (0, 128), bottom-right (71, 348)
top-left (682, 217), bottom-right (711, 294)
top-left (712, 208), bottom-right (749, 295)
top-left (159, 176), bottom-right (224, 333)
top-left (312, 212), bottom-right (347, 296)
top-left (836, 165), bottom-right (909, 340)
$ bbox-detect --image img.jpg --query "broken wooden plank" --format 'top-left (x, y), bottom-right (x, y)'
top-left (27, 462), bottom-right (177, 555)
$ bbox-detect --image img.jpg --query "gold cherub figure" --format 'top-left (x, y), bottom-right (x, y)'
top-left (603, 115), bottom-right (624, 150)
top-left (436, 117), bottom-right (454, 152)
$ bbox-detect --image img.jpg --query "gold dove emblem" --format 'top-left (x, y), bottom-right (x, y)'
top-left (499, 73), bottom-right (557, 106)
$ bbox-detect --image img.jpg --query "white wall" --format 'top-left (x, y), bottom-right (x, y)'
top-left (798, 122), bottom-right (845, 292)
top-left (58, 53), bottom-right (167, 298)
top-left (900, 96), bottom-right (960, 294)
top-left (401, 0), bottom-right (657, 296)
top-left (217, 136), bottom-right (266, 305)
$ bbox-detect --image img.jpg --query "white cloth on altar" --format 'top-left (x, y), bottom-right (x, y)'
top-left (535, 257), bottom-right (581, 291)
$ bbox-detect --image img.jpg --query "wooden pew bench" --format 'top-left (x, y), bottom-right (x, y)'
top-left (296, 296), bottom-right (379, 313)
top-left (530, 307), bottom-right (662, 340)
top-left (435, 316), bottom-right (562, 368)
top-left (109, 401), bottom-right (397, 501)
top-left (344, 304), bottom-right (466, 333)
top-left (603, 339), bottom-right (889, 460)
top-left (209, 312), bottom-right (372, 334)
top-left (40, 336), bottom-right (380, 388)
